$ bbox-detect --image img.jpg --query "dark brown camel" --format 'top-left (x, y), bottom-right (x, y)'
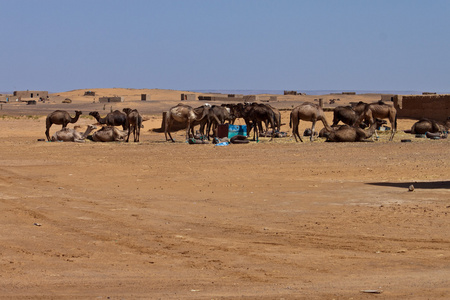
top-left (231, 103), bottom-right (276, 141)
top-left (410, 117), bottom-right (450, 134)
top-left (354, 100), bottom-right (397, 141)
top-left (123, 108), bottom-right (143, 142)
top-left (326, 119), bottom-right (387, 142)
top-left (45, 110), bottom-right (82, 141)
top-left (289, 102), bottom-right (332, 142)
top-left (205, 105), bottom-right (234, 140)
top-left (89, 110), bottom-right (128, 130)
top-left (164, 104), bottom-right (209, 142)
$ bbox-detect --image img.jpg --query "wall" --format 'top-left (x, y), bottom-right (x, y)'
top-left (394, 95), bottom-right (450, 121)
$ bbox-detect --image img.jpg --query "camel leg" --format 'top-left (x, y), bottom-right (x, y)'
top-left (45, 126), bottom-right (51, 141)
top-left (310, 120), bottom-right (316, 142)
top-left (389, 115), bottom-right (397, 141)
top-left (269, 119), bottom-right (275, 141)
top-left (135, 126), bottom-right (140, 142)
top-left (165, 117), bottom-right (175, 142)
top-left (293, 119), bottom-right (303, 142)
top-left (126, 126), bottom-right (131, 142)
top-left (186, 122), bottom-right (191, 141)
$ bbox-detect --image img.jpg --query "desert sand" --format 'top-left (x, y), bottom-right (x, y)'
top-left (0, 88), bottom-right (449, 299)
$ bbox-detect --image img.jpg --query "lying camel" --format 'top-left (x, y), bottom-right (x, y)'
top-left (51, 125), bottom-right (97, 142)
top-left (326, 119), bottom-right (387, 142)
top-left (411, 117), bottom-right (450, 134)
top-left (91, 126), bottom-right (128, 142)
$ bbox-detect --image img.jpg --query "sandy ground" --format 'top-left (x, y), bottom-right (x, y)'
top-left (0, 90), bottom-right (449, 299)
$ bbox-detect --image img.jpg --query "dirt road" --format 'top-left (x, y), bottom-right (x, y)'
top-left (0, 107), bottom-right (449, 299)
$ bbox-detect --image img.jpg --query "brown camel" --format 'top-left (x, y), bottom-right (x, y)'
top-left (410, 117), bottom-right (450, 134)
top-left (45, 110), bottom-right (82, 141)
top-left (51, 125), bottom-right (97, 142)
top-left (231, 103), bottom-right (276, 141)
top-left (89, 110), bottom-right (128, 130)
top-left (326, 119), bottom-right (387, 142)
top-left (355, 100), bottom-right (397, 141)
top-left (289, 102), bottom-right (332, 142)
top-left (164, 104), bottom-right (209, 142)
top-left (332, 102), bottom-right (368, 126)
top-left (204, 105), bottom-right (234, 140)
top-left (123, 108), bottom-right (143, 142)
top-left (91, 126), bottom-right (128, 142)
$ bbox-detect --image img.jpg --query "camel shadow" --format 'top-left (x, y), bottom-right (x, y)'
top-left (367, 181), bottom-right (450, 189)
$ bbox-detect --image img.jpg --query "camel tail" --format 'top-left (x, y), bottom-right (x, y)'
top-left (289, 113), bottom-right (292, 128)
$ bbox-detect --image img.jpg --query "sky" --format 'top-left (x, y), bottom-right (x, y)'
top-left (1, 0), bottom-right (450, 93)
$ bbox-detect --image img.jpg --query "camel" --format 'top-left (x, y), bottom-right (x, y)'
top-left (326, 119), bottom-right (387, 142)
top-left (123, 108), bottom-right (143, 142)
top-left (51, 125), bottom-right (97, 142)
top-left (91, 126), bottom-right (128, 142)
top-left (45, 110), bottom-right (82, 141)
top-left (164, 104), bottom-right (209, 142)
top-left (204, 105), bottom-right (234, 140)
top-left (331, 102), bottom-right (366, 127)
top-left (264, 104), bottom-right (282, 132)
top-left (289, 102), bottom-right (332, 142)
top-left (89, 110), bottom-right (128, 130)
top-left (410, 117), bottom-right (450, 134)
top-left (354, 100), bottom-right (397, 141)
top-left (231, 103), bottom-right (276, 141)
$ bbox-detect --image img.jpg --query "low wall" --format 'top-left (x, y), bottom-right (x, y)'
top-left (394, 95), bottom-right (450, 121)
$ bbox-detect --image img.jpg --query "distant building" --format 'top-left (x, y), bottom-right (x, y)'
top-left (99, 96), bottom-right (124, 103)
top-left (13, 90), bottom-right (48, 100)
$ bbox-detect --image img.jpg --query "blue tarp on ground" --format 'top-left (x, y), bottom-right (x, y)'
top-left (228, 125), bottom-right (247, 139)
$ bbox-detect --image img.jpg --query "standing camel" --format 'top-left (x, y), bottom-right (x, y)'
top-left (45, 110), bottom-right (82, 141)
top-left (290, 102), bottom-right (332, 142)
top-left (354, 100), bottom-right (397, 141)
top-left (51, 125), bottom-right (97, 142)
top-left (89, 110), bottom-right (128, 130)
top-left (231, 103), bottom-right (276, 141)
top-left (164, 104), bottom-right (209, 142)
top-left (123, 108), bottom-right (143, 142)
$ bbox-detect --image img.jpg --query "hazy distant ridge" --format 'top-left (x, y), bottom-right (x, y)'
top-left (192, 89), bottom-right (423, 95)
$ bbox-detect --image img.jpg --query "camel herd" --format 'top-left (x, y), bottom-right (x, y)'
top-left (47, 108), bottom-right (142, 143)
top-left (45, 100), bottom-right (450, 143)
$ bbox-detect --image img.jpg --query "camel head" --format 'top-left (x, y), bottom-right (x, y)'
top-left (374, 118), bottom-right (387, 129)
top-left (75, 110), bottom-right (83, 116)
top-left (89, 111), bottom-right (99, 117)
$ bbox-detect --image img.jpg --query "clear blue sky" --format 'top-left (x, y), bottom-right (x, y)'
top-left (1, 0), bottom-right (450, 93)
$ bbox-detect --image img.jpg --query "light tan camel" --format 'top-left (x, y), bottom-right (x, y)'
top-left (289, 102), bottom-right (332, 142)
top-left (164, 104), bottom-right (209, 142)
top-left (91, 126), bottom-right (128, 142)
top-left (123, 108), bottom-right (143, 142)
top-left (51, 125), bottom-right (97, 142)
top-left (45, 110), bottom-right (82, 141)
top-left (326, 119), bottom-right (387, 142)
top-left (355, 100), bottom-right (397, 141)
